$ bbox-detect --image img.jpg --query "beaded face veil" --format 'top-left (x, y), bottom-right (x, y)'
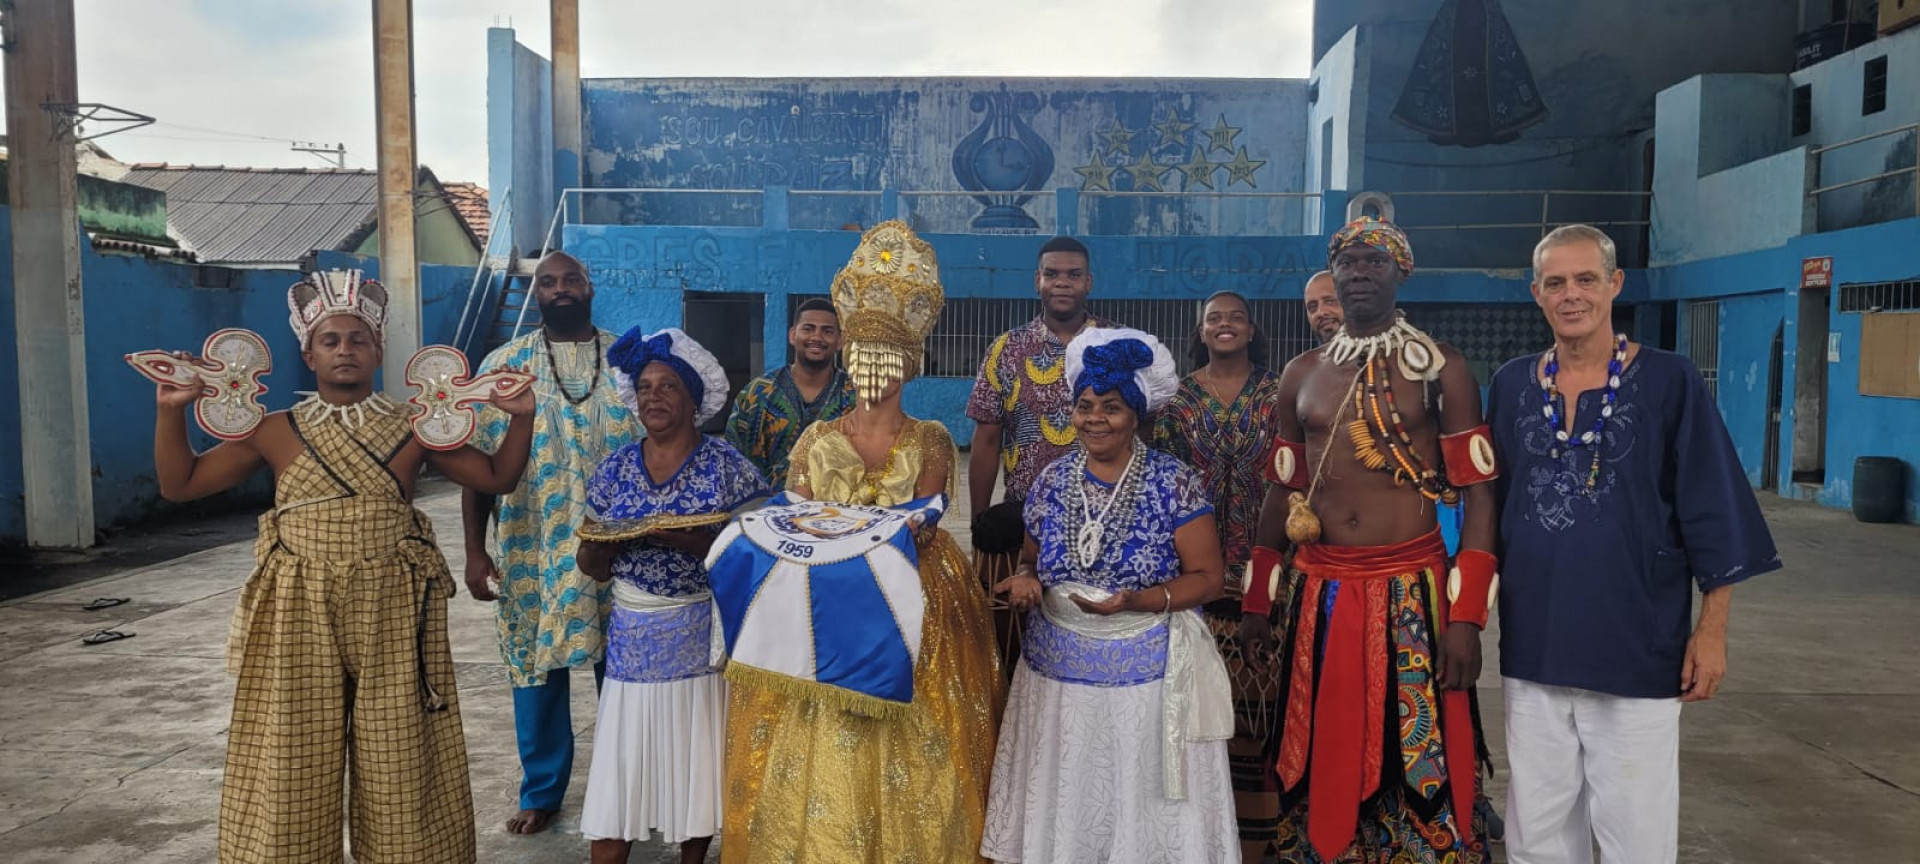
top-left (830, 221), bottom-right (945, 405)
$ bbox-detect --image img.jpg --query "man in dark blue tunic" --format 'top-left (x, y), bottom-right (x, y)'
top-left (1487, 224), bottom-right (1781, 864)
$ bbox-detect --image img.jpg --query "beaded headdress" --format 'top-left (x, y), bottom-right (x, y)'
top-left (288, 269), bottom-right (388, 349)
top-left (830, 221), bottom-right (945, 404)
top-left (1328, 217), bottom-right (1414, 276)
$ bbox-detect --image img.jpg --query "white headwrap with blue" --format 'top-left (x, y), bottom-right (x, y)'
top-left (606, 327), bottom-right (730, 425)
top-left (1064, 327), bottom-right (1179, 417)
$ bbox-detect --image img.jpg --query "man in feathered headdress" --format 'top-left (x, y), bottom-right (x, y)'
top-left (149, 269), bottom-right (536, 863)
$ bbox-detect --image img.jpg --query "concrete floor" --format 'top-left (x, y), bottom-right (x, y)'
top-left (0, 485), bottom-right (1915, 863)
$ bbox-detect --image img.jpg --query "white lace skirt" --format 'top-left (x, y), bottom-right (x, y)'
top-left (981, 661), bottom-right (1240, 863)
top-left (579, 673), bottom-right (727, 843)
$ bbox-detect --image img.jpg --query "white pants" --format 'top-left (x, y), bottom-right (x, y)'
top-left (1502, 677), bottom-right (1682, 864)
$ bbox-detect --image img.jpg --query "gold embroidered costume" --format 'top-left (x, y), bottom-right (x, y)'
top-left (720, 222), bottom-right (1004, 863)
top-left (220, 395), bottom-right (474, 864)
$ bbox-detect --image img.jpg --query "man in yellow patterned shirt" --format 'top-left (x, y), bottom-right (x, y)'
top-left (461, 251), bottom-right (640, 835)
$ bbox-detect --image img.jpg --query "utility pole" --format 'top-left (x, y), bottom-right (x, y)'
top-left (292, 141), bottom-right (347, 168)
top-left (372, 0), bottom-right (421, 395)
top-left (4, 0), bottom-right (96, 548)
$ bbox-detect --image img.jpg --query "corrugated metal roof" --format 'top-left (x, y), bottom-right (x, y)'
top-left (121, 166), bottom-right (379, 265)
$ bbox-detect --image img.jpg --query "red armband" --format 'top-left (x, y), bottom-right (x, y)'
top-left (1242, 545), bottom-right (1285, 618)
top-left (1447, 549), bottom-right (1500, 628)
top-left (1263, 437), bottom-right (1307, 490)
top-left (1440, 425), bottom-right (1499, 487)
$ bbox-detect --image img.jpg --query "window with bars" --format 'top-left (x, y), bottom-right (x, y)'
top-left (1838, 280), bottom-right (1920, 313)
top-left (789, 294), bottom-right (1552, 382)
top-left (1685, 300), bottom-right (1721, 399)
top-left (1863, 56), bottom-right (1888, 116)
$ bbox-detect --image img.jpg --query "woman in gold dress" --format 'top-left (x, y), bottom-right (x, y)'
top-left (720, 221), bottom-right (1004, 863)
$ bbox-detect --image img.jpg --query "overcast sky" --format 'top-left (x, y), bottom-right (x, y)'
top-left (6, 0), bottom-right (1311, 185)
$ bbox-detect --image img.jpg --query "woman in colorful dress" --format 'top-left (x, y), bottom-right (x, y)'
top-left (1151, 290), bottom-right (1289, 861)
top-left (575, 327), bottom-right (769, 864)
top-left (720, 221), bottom-right (1004, 864)
top-left (983, 327), bottom-right (1239, 864)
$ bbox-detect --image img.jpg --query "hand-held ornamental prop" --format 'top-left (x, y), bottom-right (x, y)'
top-left (402, 345), bottom-right (535, 451)
top-left (125, 328), bottom-right (273, 441)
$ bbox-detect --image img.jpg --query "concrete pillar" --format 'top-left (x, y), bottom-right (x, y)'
top-left (373, 0), bottom-right (421, 393)
top-left (4, 0), bottom-right (94, 548)
top-left (551, 0), bottom-right (582, 195)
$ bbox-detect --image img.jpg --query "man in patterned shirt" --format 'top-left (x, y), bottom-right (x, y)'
top-left (726, 297), bottom-right (856, 489)
top-left (966, 236), bottom-right (1116, 519)
top-left (461, 251), bottom-right (641, 836)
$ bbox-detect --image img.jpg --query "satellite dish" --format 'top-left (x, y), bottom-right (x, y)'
top-left (1347, 190), bottom-right (1395, 223)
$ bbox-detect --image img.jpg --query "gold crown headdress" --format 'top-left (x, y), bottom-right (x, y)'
top-left (831, 221), bottom-right (945, 404)
top-left (288, 269), bottom-right (388, 349)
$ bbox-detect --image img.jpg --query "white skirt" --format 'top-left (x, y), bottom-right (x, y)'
top-left (981, 660), bottom-right (1240, 864)
top-left (580, 673), bottom-right (728, 843)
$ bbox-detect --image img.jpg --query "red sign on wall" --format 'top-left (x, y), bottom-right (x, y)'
top-left (1802, 256), bottom-right (1833, 289)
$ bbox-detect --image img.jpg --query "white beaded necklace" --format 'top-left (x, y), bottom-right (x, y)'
top-left (293, 391), bottom-right (400, 430)
top-left (1075, 439), bottom-right (1145, 570)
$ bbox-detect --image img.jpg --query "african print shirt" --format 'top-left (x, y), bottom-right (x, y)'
top-left (1488, 348), bottom-right (1780, 699)
top-left (966, 315), bottom-right (1115, 502)
top-left (1151, 367), bottom-right (1284, 568)
top-left (586, 436), bottom-right (768, 598)
top-left (472, 328), bottom-right (640, 687)
top-left (725, 366), bottom-right (856, 490)
top-left (1024, 448), bottom-right (1213, 593)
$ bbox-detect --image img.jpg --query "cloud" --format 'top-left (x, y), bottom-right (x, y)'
top-left (4, 0), bottom-right (1310, 187)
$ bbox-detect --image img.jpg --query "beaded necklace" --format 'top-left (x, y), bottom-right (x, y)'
top-left (1539, 333), bottom-right (1628, 492)
top-left (1345, 354), bottom-right (1456, 503)
top-left (543, 331), bottom-right (602, 406)
top-left (1064, 439), bottom-right (1147, 572)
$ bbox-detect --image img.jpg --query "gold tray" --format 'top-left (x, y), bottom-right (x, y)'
top-left (578, 511), bottom-right (733, 543)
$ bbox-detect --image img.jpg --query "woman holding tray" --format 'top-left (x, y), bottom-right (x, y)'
top-left (574, 326), bottom-right (768, 864)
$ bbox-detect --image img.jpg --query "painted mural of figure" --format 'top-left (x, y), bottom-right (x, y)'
top-left (967, 235), bottom-right (1119, 674)
top-left (152, 271), bottom-right (536, 864)
top-left (1393, 0), bottom-right (1550, 147)
top-left (1489, 225), bottom-right (1779, 864)
top-left (575, 327), bottom-right (769, 864)
top-left (460, 250), bottom-right (642, 836)
top-left (720, 221), bottom-right (1005, 864)
top-left (725, 296), bottom-right (857, 489)
top-left (1151, 291), bottom-right (1289, 862)
top-left (1240, 220), bottom-right (1496, 864)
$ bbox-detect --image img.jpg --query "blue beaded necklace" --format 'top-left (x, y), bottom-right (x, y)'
top-left (1539, 333), bottom-right (1628, 491)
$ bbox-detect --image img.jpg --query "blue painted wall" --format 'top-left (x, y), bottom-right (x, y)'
top-left (0, 210), bottom-right (476, 543)
top-left (1649, 217), bottom-right (1920, 522)
top-left (488, 27), bottom-right (556, 255)
top-left (1790, 27), bottom-right (1920, 233)
top-left (1311, 1), bottom-right (1801, 269)
top-left (1651, 76), bottom-right (1812, 267)
top-left (579, 76), bottom-right (1310, 236)
top-left (561, 220), bottom-right (1595, 441)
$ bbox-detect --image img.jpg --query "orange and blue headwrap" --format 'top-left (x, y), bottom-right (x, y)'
top-left (1328, 217), bottom-right (1414, 275)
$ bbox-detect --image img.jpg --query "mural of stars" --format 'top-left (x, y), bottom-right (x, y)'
top-left (1126, 153), bottom-right (1168, 192)
top-left (1098, 120), bottom-right (1136, 157)
top-left (1223, 146), bottom-right (1265, 189)
top-left (1203, 115), bottom-right (1241, 154)
top-left (1070, 105), bottom-right (1265, 191)
top-left (1151, 108), bottom-right (1195, 149)
top-left (1074, 151), bottom-right (1117, 191)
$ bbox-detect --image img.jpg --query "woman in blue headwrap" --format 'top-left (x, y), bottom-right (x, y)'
top-left (574, 327), bottom-right (768, 864)
top-left (981, 327), bottom-right (1240, 864)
